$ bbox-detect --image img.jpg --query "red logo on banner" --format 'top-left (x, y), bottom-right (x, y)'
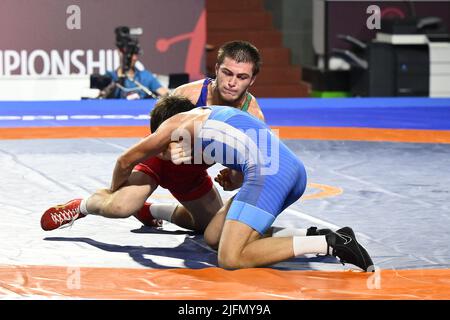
top-left (156, 9), bottom-right (205, 80)
top-left (381, 7), bottom-right (406, 19)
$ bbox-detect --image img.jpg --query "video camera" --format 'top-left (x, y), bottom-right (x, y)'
top-left (89, 25), bottom-right (155, 99)
top-left (115, 26), bottom-right (142, 74)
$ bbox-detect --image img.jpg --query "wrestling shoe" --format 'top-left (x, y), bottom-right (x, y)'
top-left (134, 202), bottom-right (163, 228)
top-left (306, 226), bottom-right (332, 236)
top-left (326, 226), bottom-right (374, 272)
top-left (40, 199), bottom-right (85, 231)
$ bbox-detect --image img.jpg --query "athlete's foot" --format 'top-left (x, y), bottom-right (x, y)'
top-left (134, 202), bottom-right (162, 228)
top-left (326, 226), bottom-right (374, 272)
top-left (40, 199), bottom-right (86, 231)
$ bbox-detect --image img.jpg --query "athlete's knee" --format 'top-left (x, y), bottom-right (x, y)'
top-left (217, 249), bottom-right (247, 269)
top-left (217, 251), bottom-right (239, 269)
top-left (217, 241), bottom-right (254, 269)
top-left (217, 235), bottom-right (261, 269)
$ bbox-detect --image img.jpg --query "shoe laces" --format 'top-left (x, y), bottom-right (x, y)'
top-left (50, 207), bottom-right (80, 229)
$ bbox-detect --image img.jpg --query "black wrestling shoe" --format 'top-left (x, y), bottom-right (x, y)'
top-left (326, 227), bottom-right (374, 272)
top-left (306, 226), bottom-right (332, 236)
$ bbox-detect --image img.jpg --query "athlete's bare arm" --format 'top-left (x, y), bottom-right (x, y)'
top-left (112, 109), bottom-right (210, 190)
top-left (171, 80), bottom-right (204, 102)
top-left (110, 117), bottom-right (180, 191)
top-left (247, 94), bottom-right (265, 122)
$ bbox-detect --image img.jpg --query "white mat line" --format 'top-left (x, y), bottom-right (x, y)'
top-left (330, 169), bottom-right (435, 207)
top-left (89, 138), bottom-right (129, 151)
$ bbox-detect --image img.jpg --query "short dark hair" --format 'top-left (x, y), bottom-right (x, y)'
top-left (217, 40), bottom-right (262, 76)
top-left (150, 95), bottom-right (196, 133)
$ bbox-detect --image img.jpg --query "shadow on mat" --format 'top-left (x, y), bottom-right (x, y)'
top-left (129, 225), bottom-right (200, 236)
top-left (127, 226), bottom-right (341, 270)
top-left (44, 235), bottom-right (217, 269)
top-left (43, 234), bottom-right (339, 271)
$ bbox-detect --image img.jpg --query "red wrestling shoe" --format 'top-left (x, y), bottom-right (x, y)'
top-left (134, 202), bottom-right (162, 227)
top-left (40, 199), bottom-right (86, 231)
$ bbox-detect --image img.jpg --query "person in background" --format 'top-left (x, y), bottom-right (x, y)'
top-left (102, 26), bottom-right (169, 99)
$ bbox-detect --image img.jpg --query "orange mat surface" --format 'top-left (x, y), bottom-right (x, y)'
top-left (2, 126), bottom-right (450, 144)
top-left (1, 265), bottom-right (449, 299)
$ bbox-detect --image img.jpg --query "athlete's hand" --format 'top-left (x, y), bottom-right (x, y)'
top-left (161, 141), bottom-right (192, 165)
top-left (157, 144), bottom-right (175, 161)
top-left (214, 168), bottom-right (244, 191)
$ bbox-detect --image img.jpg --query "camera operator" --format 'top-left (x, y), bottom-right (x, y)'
top-left (102, 26), bottom-right (169, 99)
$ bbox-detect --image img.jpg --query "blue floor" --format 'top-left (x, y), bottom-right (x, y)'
top-left (1, 97), bottom-right (450, 129)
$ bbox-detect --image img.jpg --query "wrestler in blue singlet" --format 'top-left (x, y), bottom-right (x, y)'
top-left (195, 78), bottom-right (212, 107)
top-left (195, 78), bottom-right (252, 111)
top-left (197, 106), bottom-right (307, 234)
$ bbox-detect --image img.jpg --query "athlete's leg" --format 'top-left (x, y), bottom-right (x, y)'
top-left (203, 208), bottom-right (227, 249)
top-left (216, 170), bottom-right (328, 268)
top-left (174, 185), bottom-right (223, 232)
top-left (203, 196), bottom-right (234, 249)
top-left (217, 210), bottom-right (372, 271)
top-left (86, 170), bottom-right (157, 218)
top-left (40, 170), bottom-right (159, 231)
top-left (218, 220), bottom-right (294, 268)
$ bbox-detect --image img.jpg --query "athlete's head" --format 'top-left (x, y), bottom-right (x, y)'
top-left (150, 95), bottom-right (196, 132)
top-left (215, 40), bottom-right (261, 104)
